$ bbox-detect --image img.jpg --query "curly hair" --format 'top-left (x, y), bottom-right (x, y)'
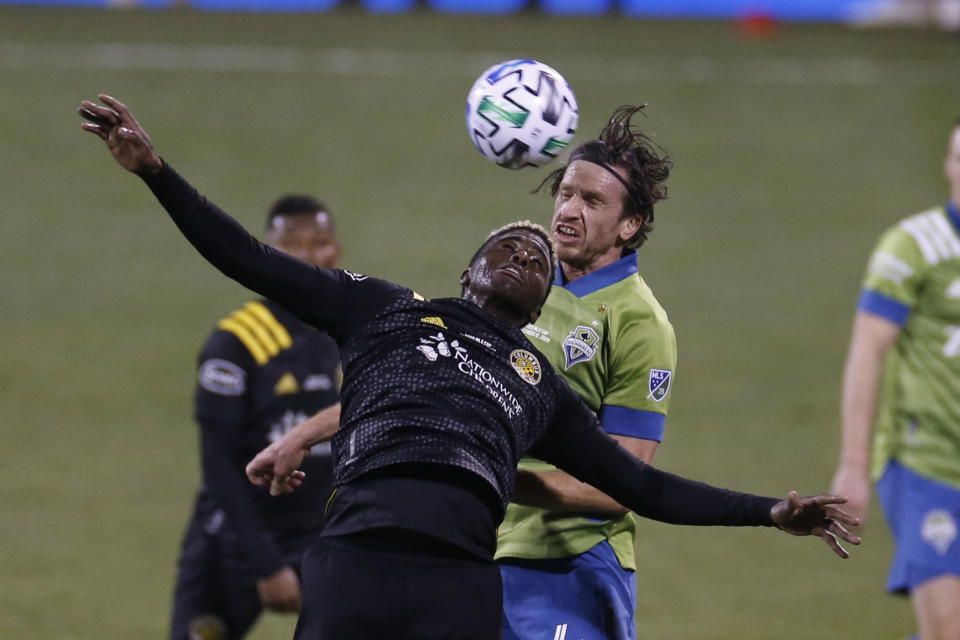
top-left (536, 105), bottom-right (672, 249)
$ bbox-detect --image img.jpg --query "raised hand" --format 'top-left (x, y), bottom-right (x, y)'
top-left (78, 94), bottom-right (162, 177)
top-left (771, 491), bottom-right (862, 558)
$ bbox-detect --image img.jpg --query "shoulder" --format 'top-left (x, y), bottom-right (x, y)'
top-left (602, 274), bottom-right (675, 342)
top-left (208, 300), bottom-right (295, 366)
top-left (882, 207), bottom-right (959, 268)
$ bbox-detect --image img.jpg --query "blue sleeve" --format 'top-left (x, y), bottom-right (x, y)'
top-left (194, 330), bottom-right (285, 579)
top-left (857, 289), bottom-right (912, 327)
top-left (600, 405), bottom-right (665, 442)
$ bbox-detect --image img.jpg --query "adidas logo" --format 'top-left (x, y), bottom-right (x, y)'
top-left (274, 372), bottom-right (299, 395)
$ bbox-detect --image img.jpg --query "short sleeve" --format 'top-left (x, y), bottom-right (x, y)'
top-left (858, 226), bottom-right (927, 327)
top-left (600, 306), bottom-right (677, 442)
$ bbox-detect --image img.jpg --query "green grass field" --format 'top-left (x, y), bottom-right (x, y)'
top-left (2, 5), bottom-right (959, 638)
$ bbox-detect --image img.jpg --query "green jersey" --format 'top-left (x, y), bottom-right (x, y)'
top-left (496, 251), bottom-right (677, 570)
top-left (859, 203), bottom-right (960, 488)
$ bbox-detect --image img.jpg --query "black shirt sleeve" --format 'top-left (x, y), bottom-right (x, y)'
top-left (142, 163), bottom-right (404, 343)
top-left (529, 379), bottom-right (778, 527)
top-left (194, 330), bottom-right (285, 578)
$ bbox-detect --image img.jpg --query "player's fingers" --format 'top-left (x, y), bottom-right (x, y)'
top-left (249, 472), bottom-right (271, 487)
top-left (821, 528), bottom-right (850, 559)
top-left (270, 473), bottom-right (292, 496)
top-left (824, 506), bottom-right (861, 528)
top-left (98, 94), bottom-right (131, 118)
top-left (828, 520), bottom-right (862, 546)
top-left (80, 122), bottom-right (109, 140)
top-left (787, 490), bottom-right (802, 515)
top-left (79, 100), bottom-right (120, 125)
top-left (77, 105), bottom-right (110, 124)
top-left (809, 494), bottom-right (847, 507)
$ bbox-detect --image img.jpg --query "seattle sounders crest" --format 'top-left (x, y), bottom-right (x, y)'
top-left (562, 325), bottom-right (600, 369)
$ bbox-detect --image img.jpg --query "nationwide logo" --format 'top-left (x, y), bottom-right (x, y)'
top-left (416, 332), bottom-right (523, 417)
top-left (510, 349), bottom-right (542, 385)
top-left (562, 325), bottom-right (599, 369)
top-left (416, 332), bottom-right (467, 362)
top-left (647, 369), bottom-right (672, 402)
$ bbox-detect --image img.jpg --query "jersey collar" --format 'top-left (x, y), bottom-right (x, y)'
top-left (947, 201), bottom-right (960, 236)
top-left (555, 249), bottom-right (638, 298)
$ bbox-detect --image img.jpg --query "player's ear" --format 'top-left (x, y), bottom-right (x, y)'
top-left (528, 306), bottom-right (542, 325)
top-left (618, 213), bottom-right (641, 243)
top-left (459, 268), bottom-right (470, 290)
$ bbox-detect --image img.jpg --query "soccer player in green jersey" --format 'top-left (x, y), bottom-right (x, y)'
top-left (497, 105), bottom-right (675, 640)
top-left (830, 119), bottom-right (960, 640)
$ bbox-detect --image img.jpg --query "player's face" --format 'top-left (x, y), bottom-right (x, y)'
top-left (464, 231), bottom-right (552, 322)
top-left (266, 212), bottom-right (342, 269)
top-left (945, 126), bottom-right (960, 194)
top-left (551, 160), bottom-right (640, 276)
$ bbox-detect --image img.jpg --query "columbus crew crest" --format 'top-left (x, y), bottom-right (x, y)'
top-left (562, 325), bottom-right (600, 369)
top-left (510, 349), bottom-right (542, 385)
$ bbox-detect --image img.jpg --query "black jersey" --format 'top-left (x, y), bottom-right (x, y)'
top-left (192, 298), bottom-right (340, 578)
top-left (146, 164), bottom-right (779, 559)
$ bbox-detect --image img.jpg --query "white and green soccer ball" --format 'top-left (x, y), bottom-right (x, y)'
top-left (466, 59), bottom-right (578, 169)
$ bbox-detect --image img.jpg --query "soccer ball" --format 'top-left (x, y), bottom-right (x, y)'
top-left (466, 59), bottom-right (578, 170)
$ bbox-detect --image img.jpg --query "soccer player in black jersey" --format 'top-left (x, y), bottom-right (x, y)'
top-left (170, 196), bottom-right (342, 640)
top-left (81, 94), bottom-right (861, 640)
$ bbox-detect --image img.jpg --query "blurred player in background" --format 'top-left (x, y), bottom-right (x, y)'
top-left (169, 196), bottom-right (342, 640)
top-left (831, 120), bottom-right (960, 640)
top-left (496, 105), bottom-right (675, 640)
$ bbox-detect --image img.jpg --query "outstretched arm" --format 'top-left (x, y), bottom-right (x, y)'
top-left (512, 436), bottom-right (656, 516)
top-left (78, 94), bottom-right (360, 334)
top-left (532, 388), bottom-right (861, 558)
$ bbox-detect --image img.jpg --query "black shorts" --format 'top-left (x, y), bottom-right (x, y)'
top-left (294, 532), bottom-right (503, 640)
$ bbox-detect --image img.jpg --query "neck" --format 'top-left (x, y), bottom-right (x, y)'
top-left (461, 291), bottom-right (527, 327)
top-left (559, 250), bottom-right (623, 284)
